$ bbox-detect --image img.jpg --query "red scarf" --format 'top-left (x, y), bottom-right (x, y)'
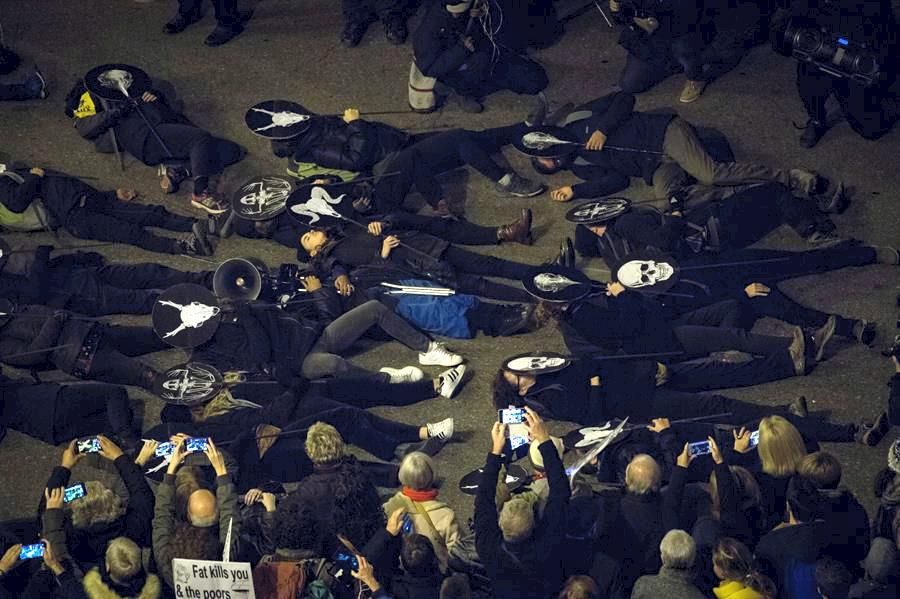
top-left (402, 487), bottom-right (439, 502)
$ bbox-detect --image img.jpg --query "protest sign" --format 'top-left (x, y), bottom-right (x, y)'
top-left (172, 558), bottom-right (255, 599)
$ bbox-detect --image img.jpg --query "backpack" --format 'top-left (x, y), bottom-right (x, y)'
top-left (253, 558), bottom-right (335, 599)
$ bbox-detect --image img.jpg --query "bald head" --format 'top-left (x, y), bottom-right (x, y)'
top-left (188, 489), bottom-right (217, 527)
top-left (625, 454), bottom-right (662, 495)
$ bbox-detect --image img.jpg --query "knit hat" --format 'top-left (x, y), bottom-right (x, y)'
top-left (862, 537), bottom-right (898, 583)
top-left (446, 0), bottom-right (473, 14)
top-left (529, 436), bottom-right (564, 470)
top-left (888, 438), bottom-right (900, 474)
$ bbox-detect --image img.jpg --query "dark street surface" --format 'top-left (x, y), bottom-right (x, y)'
top-left (0, 0), bottom-right (898, 527)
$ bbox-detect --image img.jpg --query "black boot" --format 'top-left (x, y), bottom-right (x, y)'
top-left (800, 119), bottom-right (828, 148)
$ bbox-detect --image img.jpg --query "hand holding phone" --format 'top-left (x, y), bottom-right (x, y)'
top-left (401, 513), bottom-right (415, 535)
top-left (498, 407), bottom-right (526, 424)
top-left (154, 441), bottom-right (175, 457)
top-left (63, 483), bottom-right (87, 503)
top-left (185, 437), bottom-right (209, 453)
top-left (76, 437), bottom-right (101, 454)
top-left (18, 543), bottom-right (45, 560)
top-left (688, 440), bottom-right (712, 458)
top-left (748, 429), bottom-right (760, 449)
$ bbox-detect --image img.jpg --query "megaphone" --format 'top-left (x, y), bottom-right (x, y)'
top-left (213, 258), bottom-right (268, 301)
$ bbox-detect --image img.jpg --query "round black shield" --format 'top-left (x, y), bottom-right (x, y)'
top-left (84, 64), bottom-right (152, 103)
top-left (563, 420), bottom-right (628, 451)
top-left (459, 464), bottom-right (529, 495)
top-left (613, 250), bottom-right (680, 294)
top-left (0, 297), bottom-right (15, 328)
top-left (523, 265), bottom-right (593, 303)
top-left (245, 100), bottom-right (315, 139)
top-left (503, 351), bottom-right (572, 375)
top-left (286, 181), bottom-right (355, 228)
top-left (152, 284), bottom-right (222, 348)
top-left (565, 198), bottom-right (632, 225)
top-left (154, 362), bottom-right (224, 406)
top-left (231, 176), bottom-right (293, 221)
top-left (213, 257), bottom-right (268, 301)
top-left (512, 125), bottom-right (581, 158)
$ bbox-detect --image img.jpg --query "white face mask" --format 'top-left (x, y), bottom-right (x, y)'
top-left (616, 259), bottom-right (674, 288)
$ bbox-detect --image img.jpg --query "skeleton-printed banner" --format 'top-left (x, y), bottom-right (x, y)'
top-left (154, 362), bottom-right (224, 405)
top-left (286, 184), bottom-right (352, 227)
top-left (244, 100), bottom-right (315, 139)
top-left (84, 64), bottom-right (151, 103)
top-left (504, 351), bottom-right (572, 375)
top-left (565, 198), bottom-right (631, 224)
top-left (231, 176), bottom-right (293, 221)
top-left (613, 251), bottom-right (680, 293)
top-left (522, 265), bottom-right (594, 302)
top-left (152, 284), bottom-right (222, 348)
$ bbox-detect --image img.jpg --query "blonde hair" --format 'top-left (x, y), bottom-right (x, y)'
top-left (758, 416), bottom-right (807, 477)
top-left (498, 497), bottom-right (535, 543)
top-left (305, 422), bottom-right (345, 464)
top-left (398, 452), bottom-right (435, 490)
top-left (105, 537), bottom-right (142, 581)
top-left (68, 481), bottom-right (124, 529)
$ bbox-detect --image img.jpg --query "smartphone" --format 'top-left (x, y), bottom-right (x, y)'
top-left (76, 437), bottom-right (101, 454)
top-left (155, 441), bottom-right (175, 457)
top-left (19, 543), bottom-right (45, 560)
top-left (63, 483), bottom-right (87, 503)
top-left (333, 550), bottom-right (359, 572)
top-left (498, 408), bottom-right (527, 425)
top-left (688, 440), bottom-right (712, 458)
top-left (186, 437), bottom-right (209, 453)
top-left (401, 513), bottom-right (415, 535)
top-left (748, 429), bottom-right (760, 449)
top-left (509, 435), bottom-right (529, 451)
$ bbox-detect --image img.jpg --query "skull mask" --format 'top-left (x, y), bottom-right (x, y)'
top-left (534, 273), bottom-right (580, 293)
top-left (616, 260), bottom-right (674, 288)
top-left (98, 69), bottom-right (133, 92)
top-left (507, 356), bottom-right (566, 372)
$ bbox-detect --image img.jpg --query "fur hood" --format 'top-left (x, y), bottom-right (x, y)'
top-left (83, 567), bottom-right (161, 599)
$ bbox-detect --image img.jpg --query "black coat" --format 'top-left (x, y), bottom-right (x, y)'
top-left (817, 488), bottom-right (871, 572)
top-left (0, 306), bottom-right (95, 374)
top-left (286, 116), bottom-right (409, 172)
top-left (756, 521), bottom-right (831, 599)
top-left (0, 169), bottom-right (114, 225)
top-left (0, 372), bottom-right (64, 443)
top-left (413, 3), bottom-right (480, 79)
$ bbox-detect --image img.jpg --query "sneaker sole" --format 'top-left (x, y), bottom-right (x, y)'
top-left (419, 355), bottom-right (464, 367)
top-left (506, 186), bottom-right (546, 198)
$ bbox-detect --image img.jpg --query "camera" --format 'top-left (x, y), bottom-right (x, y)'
top-left (777, 21), bottom-right (881, 86)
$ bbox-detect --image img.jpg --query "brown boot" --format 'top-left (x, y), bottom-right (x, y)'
top-left (497, 209), bottom-right (533, 245)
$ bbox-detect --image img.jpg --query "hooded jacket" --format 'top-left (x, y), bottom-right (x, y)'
top-left (56, 566), bottom-right (162, 599)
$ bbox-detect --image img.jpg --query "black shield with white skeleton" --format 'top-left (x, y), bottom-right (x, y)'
top-left (565, 198), bottom-right (632, 225)
top-left (286, 182), bottom-right (356, 228)
top-left (84, 64), bottom-right (152, 103)
top-left (459, 464), bottom-right (529, 495)
top-left (154, 362), bottom-right (224, 406)
top-left (522, 265), bottom-right (594, 303)
top-left (613, 250), bottom-right (680, 294)
top-left (152, 284), bottom-right (222, 348)
top-left (503, 351), bottom-right (572, 375)
top-left (244, 100), bottom-right (314, 139)
top-left (512, 125), bottom-right (581, 158)
top-left (231, 176), bottom-right (294, 221)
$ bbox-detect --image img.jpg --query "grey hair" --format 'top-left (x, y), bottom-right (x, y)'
top-left (625, 454), bottom-right (662, 495)
top-left (660, 529), bottom-right (696, 569)
top-left (498, 497), bottom-right (535, 543)
top-left (398, 452), bottom-right (435, 490)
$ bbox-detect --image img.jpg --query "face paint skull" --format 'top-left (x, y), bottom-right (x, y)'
top-left (534, 272), bottom-right (580, 293)
top-left (616, 259), bottom-right (674, 288)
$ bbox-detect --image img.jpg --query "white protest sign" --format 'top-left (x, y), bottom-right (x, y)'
top-left (172, 559), bottom-right (256, 599)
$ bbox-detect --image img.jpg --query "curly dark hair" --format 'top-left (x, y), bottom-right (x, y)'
top-left (491, 368), bottom-right (523, 411)
top-left (170, 522), bottom-right (221, 561)
top-left (330, 458), bottom-right (386, 548)
top-left (401, 534), bottom-right (438, 577)
top-left (273, 498), bottom-right (325, 553)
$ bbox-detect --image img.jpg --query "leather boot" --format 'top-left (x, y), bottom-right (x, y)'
top-left (497, 209), bottom-right (533, 245)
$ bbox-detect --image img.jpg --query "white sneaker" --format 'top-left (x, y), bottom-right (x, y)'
top-left (419, 341), bottom-right (463, 367)
top-left (380, 366), bottom-right (425, 384)
top-left (425, 417), bottom-right (454, 441)
top-left (438, 365), bottom-right (466, 399)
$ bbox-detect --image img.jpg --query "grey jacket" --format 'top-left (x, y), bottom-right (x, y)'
top-left (151, 472), bottom-right (240, 590)
top-left (630, 566), bottom-right (706, 599)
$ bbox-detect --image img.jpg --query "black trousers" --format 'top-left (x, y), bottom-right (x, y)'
top-left (375, 125), bottom-right (525, 211)
top-left (64, 195), bottom-right (195, 254)
top-left (178, 0), bottom-right (239, 26)
top-left (52, 384), bottom-right (135, 441)
top-left (666, 350), bottom-right (795, 391)
top-left (85, 326), bottom-right (166, 389)
top-left (442, 48), bottom-right (548, 98)
top-left (443, 245), bottom-right (533, 302)
top-left (797, 62), bottom-right (898, 140)
top-left (342, 0), bottom-right (405, 23)
top-left (140, 123), bottom-right (244, 180)
top-left (670, 301), bottom-right (792, 359)
top-left (623, 388), bottom-right (791, 423)
top-left (386, 212), bottom-right (498, 246)
top-left (55, 264), bottom-right (211, 316)
top-left (316, 376), bottom-right (436, 407)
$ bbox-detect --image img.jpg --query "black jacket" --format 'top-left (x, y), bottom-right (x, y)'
top-left (562, 93), bottom-right (674, 198)
top-left (756, 521), bottom-right (830, 599)
top-left (888, 373), bottom-right (900, 425)
top-left (286, 116), bottom-right (409, 172)
top-left (413, 2), bottom-right (480, 78)
top-left (0, 371), bottom-right (66, 443)
top-left (473, 440), bottom-right (569, 598)
top-left (616, 0), bottom-right (705, 63)
top-left (0, 168), bottom-right (118, 225)
top-left (817, 488), bottom-right (871, 572)
top-left (40, 456), bottom-right (154, 569)
top-left (0, 306), bottom-right (96, 374)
